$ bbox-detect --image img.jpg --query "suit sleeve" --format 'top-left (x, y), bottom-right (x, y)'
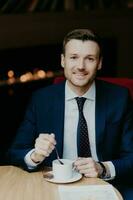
top-left (7, 93), bottom-right (39, 170)
top-left (111, 92), bottom-right (133, 184)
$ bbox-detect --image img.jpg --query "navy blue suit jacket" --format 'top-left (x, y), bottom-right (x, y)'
top-left (9, 79), bottom-right (133, 184)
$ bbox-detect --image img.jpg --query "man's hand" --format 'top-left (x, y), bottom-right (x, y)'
top-left (74, 157), bottom-right (104, 178)
top-left (30, 133), bottom-right (56, 163)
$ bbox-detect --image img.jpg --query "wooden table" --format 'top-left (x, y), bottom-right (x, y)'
top-left (0, 166), bottom-right (123, 200)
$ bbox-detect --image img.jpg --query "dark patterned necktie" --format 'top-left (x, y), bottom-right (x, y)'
top-left (76, 97), bottom-right (91, 157)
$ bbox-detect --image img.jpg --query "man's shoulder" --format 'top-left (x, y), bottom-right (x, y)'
top-left (96, 79), bottom-right (132, 109)
top-left (96, 79), bottom-right (129, 94)
top-left (96, 79), bottom-right (132, 105)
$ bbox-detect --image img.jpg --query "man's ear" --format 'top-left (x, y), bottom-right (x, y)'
top-left (98, 57), bottom-right (102, 70)
top-left (61, 54), bottom-right (65, 68)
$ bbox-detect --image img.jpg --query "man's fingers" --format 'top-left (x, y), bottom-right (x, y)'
top-left (74, 157), bottom-right (99, 178)
top-left (35, 138), bottom-right (55, 150)
top-left (34, 133), bottom-right (56, 157)
top-left (74, 157), bottom-right (93, 167)
top-left (39, 133), bottom-right (56, 145)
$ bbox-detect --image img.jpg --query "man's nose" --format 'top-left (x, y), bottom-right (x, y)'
top-left (77, 59), bottom-right (85, 69)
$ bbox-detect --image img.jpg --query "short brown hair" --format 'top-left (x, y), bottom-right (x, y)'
top-left (62, 29), bottom-right (102, 57)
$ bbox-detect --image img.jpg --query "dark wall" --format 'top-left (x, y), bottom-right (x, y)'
top-left (0, 44), bottom-right (62, 78)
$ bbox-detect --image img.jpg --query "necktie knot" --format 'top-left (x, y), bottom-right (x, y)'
top-left (75, 97), bottom-right (86, 112)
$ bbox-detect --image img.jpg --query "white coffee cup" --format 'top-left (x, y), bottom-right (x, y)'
top-left (52, 159), bottom-right (73, 181)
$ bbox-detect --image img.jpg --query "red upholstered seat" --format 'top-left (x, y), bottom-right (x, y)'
top-left (54, 76), bottom-right (65, 84)
top-left (54, 76), bottom-right (133, 99)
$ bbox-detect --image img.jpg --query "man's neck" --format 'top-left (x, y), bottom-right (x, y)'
top-left (67, 81), bottom-right (94, 96)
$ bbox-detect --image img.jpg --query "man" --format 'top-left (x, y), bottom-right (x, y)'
top-left (8, 29), bottom-right (133, 200)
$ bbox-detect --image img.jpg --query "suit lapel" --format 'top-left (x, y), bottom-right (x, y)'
top-left (95, 80), bottom-right (106, 160)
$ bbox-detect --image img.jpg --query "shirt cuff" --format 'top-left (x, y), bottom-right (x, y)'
top-left (24, 149), bottom-right (42, 169)
top-left (102, 161), bottom-right (116, 181)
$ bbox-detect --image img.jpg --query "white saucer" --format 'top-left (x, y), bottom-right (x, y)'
top-left (43, 171), bottom-right (82, 184)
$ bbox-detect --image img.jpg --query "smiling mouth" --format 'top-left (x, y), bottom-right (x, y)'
top-left (74, 73), bottom-right (87, 77)
top-left (74, 75), bottom-right (87, 81)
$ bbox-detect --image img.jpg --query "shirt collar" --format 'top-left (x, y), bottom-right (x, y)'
top-left (65, 80), bottom-right (95, 101)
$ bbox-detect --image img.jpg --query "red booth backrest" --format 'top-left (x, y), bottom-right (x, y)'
top-left (54, 77), bottom-right (133, 99)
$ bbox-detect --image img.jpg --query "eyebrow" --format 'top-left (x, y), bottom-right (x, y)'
top-left (68, 52), bottom-right (98, 58)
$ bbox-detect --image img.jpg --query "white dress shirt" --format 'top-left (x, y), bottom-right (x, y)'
top-left (63, 81), bottom-right (97, 160)
top-left (25, 81), bottom-right (115, 179)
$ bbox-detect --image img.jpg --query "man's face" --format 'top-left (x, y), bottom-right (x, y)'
top-left (61, 39), bottom-right (102, 94)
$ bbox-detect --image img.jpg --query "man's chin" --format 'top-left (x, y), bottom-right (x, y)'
top-left (74, 76), bottom-right (94, 83)
top-left (72, 80), bottom-right (92, 87)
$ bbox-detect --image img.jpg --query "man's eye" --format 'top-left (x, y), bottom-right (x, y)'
top-left (88, 57), bottom-right (95, 61)
top-left (70, 56), bottom-right (77, 59)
